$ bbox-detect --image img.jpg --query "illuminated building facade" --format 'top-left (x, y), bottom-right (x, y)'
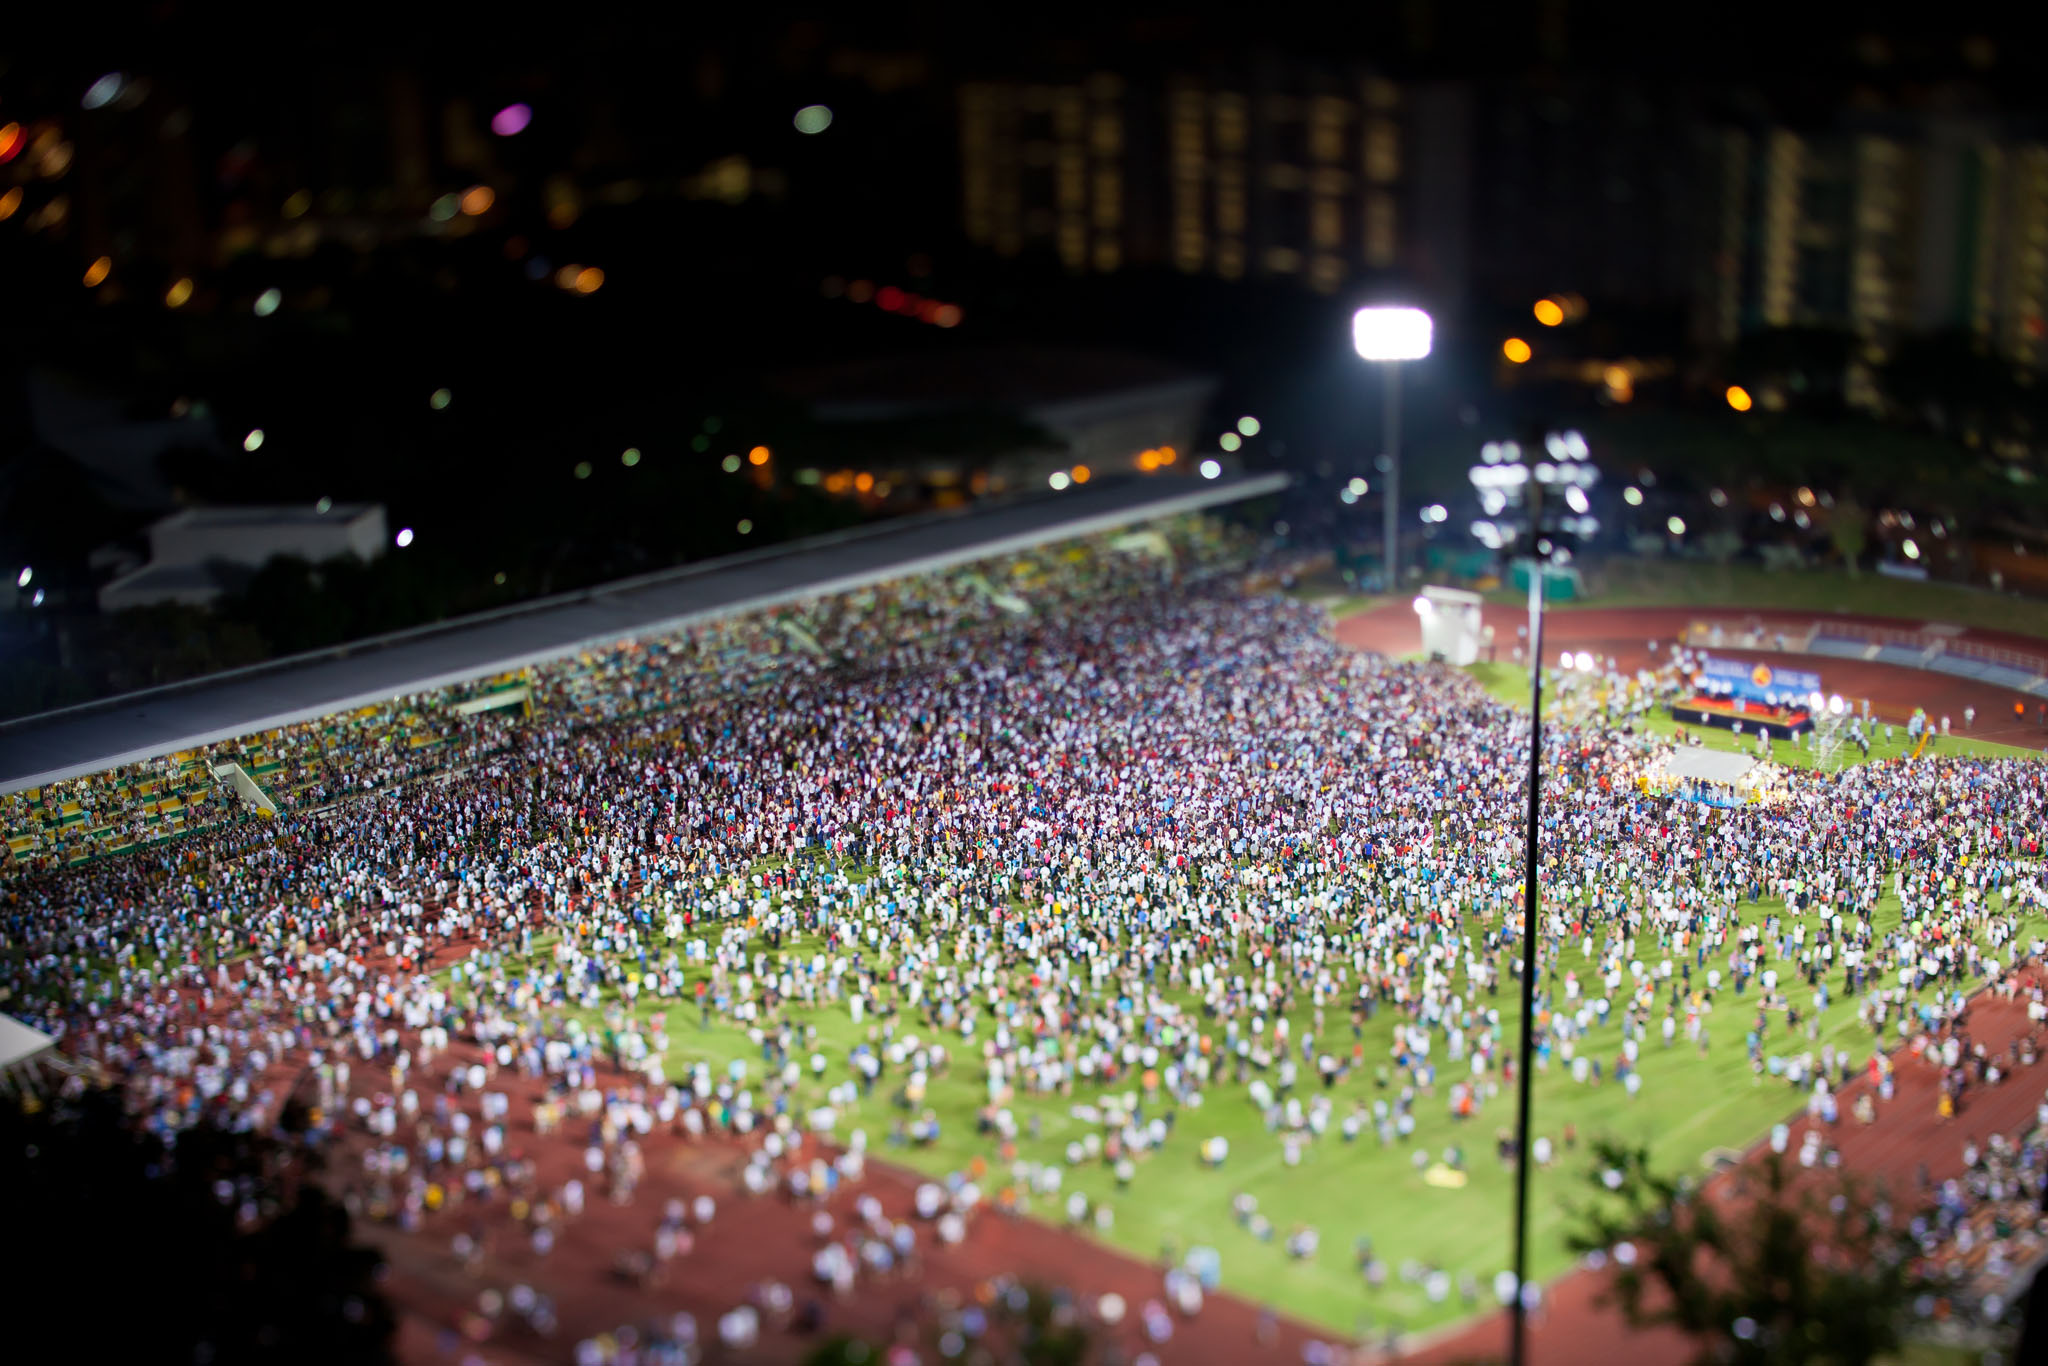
top-left (959, 63), bottom-right (1472, 306)
top-left (1696, 112), bottom-right (2048, 402)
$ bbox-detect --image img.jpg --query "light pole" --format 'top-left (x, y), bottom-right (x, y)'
top-left (1469, 431), bottom-right (1599, 1366)
top-left (1352, 306), bottom-right (1432, 596)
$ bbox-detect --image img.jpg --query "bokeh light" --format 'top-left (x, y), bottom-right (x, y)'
top-left (793, 105), bottom-right (834, 134)
top-left (430, 388), bottom-right (452, 410)
top-left (0, 187), bottom-right (20, 220)
top-left (1237, 416), bottom-right (1260, 437)
top-left (933, 304), bottom-right (963, 328)
top-left (573, 461), bottom-right (592, 479)
top-left (1725, 384), bottom-right (1753, 412)
top-left (0, 123), bottom-right (23, 163)
top-left (1071, 464), bottom-right (1092, 484)
top-left (1623, 486), bottom-right (1643, 506)
top-left (1502, 337), bottom-right (1532, 363)
top-left (82, 256), bottom-right (111, 287)
top-left (621, 447), bottom-right (641, 467)
top-left (854, 472), bottom-right (875, 493)
top-left (736, 519), bottom-right (754, 534)
top-left (164, 277), bottom-right (194, 308)
top-left (82, 74), bottom-right (125, 111)
top-left (1533, 298), bottom-right (1565, 327)
top-left (1219, 432), bottom-right (1242, 452)
top-left (460, 185), bottom-right (495, 216)
top-left (748, 446), bottom-right (771, 466)
top-left (1048, 471), bottom-right (1071, 490)
top-left (254, 288), bottom-right (281, 317)
top-left (395, 527), bottom-right (415, 548)
top-left (573, 266), bottom-right (604, 294)
top-left (491, 103), bottom-right (532, 137)
top-left (1666, 515), bottom-right (1686, 536)
top-left (243, 429), bottom-right (265, 452)
top-left (429, 194), bottom-right (461, 223)
top-left (1199, 459), bottom-right (1222, 479)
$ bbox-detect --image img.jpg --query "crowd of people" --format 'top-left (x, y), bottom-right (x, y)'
top-left (5, 509), bottom-right (2048, 1354)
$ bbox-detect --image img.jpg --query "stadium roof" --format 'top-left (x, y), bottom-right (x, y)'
top-left (0, 472), bottom-right (1286, 794)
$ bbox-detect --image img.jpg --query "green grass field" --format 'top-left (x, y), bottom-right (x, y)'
top-left (463, 863), bottom-right (2043, 1341)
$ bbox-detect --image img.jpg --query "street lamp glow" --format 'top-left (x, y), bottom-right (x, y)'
top-left (1199, 459), bottom-right (1222, 480)
top-left (1237, 416), bottom-right (1260, 436)
top-left (1352, 306), bottom-right (1433, 361)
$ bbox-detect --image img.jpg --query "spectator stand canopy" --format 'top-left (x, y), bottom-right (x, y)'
top-left (0, 473), bottom-right (1287, 795)
top-left (1642, 747), bottom-right (1787, 808)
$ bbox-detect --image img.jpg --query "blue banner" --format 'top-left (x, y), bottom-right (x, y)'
top-left (1698, 656), bottom-right (1821, 705)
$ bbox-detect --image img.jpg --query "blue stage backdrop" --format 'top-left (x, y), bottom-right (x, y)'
top-left (1696, 655), bottom-right (1822, 706)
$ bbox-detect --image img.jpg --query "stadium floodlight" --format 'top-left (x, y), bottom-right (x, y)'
top-left (1352, 305), bottom-right (1432, 597)
top-left (1351, 305), bottom-right (1433, 362)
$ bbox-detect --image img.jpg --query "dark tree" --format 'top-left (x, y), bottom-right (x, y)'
top-left (1567, 1140), bottom-right (1928, 1366)
top-left (1, 1086), bottom-right (395, 1365)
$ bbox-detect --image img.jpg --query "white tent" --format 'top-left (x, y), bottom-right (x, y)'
top-left (1659, 749), bottom-right (1763, 787)
top-left (1649, 747), bottom-right (1786, 806)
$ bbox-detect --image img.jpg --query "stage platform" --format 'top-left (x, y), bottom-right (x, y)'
top-left (1669, 696), bottom-right (1814, 740)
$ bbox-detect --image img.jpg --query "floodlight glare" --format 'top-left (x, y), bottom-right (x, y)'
top-left (1352, 306), bottom-right (1433, 361)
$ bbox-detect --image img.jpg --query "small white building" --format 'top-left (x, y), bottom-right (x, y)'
top-left (98, 504), bottom-right (388, 612)
top-left (1415, 585), bottom-right (1485, 665)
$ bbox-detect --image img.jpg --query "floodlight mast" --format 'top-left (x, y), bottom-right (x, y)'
top-left (1353, 307), bottom-right (1432, 595)
top-left (1507, 471), bottom-right (1543, 1366)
